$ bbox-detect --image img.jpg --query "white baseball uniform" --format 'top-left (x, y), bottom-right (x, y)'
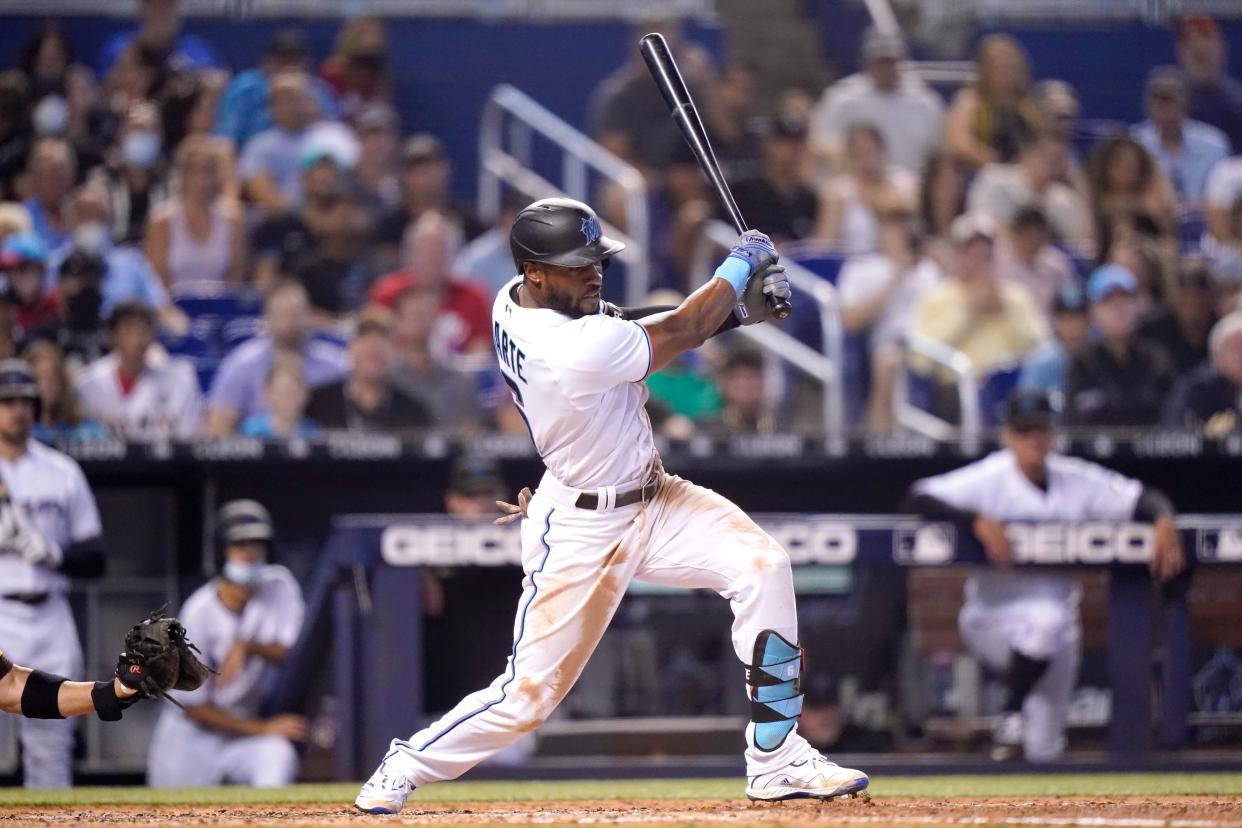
top-left (147, 565), bottom-right (304, 787)
top-left (375, 276), bottom-right (811, 788)
top-left (74, 352), bottom-right (203, 439)
top-left (0, 440), bottom-right (102, 787)
top-left (911, 449), bottom-right (1142, 759)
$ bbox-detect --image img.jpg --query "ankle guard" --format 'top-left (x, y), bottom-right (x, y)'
top-left (745, 630), bottom-right (804, 752)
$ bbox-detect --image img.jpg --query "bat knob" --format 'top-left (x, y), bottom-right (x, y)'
top-left (769, 296), bottom-right (792, 321)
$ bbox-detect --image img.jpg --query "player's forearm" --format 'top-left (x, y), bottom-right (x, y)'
top-left (0, 666), bottom-right (137, 718)
top-left (247, 641), bottom-right (290, 666)
top-left (185, 703), bottom-right (267, 737)
top-left (615, 304), bottom-right (739, 337)
top-left (641, 279), bottom-right (738, 371)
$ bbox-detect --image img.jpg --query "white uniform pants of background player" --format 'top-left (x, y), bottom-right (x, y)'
top-left (147, 713), bottom-right (298, 788)
top-left (0, 596), bottom-right (82, 788)
top-left (380, 473), bottom-right (812, 786)
top-left (958, 596), bottom-right (1081, 761)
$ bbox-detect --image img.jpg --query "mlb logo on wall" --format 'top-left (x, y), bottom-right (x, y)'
top-left (1198, 527), bottom-right (1242, 562)
top-left (894, 523), bottom-right (955, 565)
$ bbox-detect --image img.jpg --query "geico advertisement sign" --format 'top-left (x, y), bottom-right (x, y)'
top-left (379, 519), bottom-right (860, 567)
top-left (1005, 523), bottom-right (1153, 564)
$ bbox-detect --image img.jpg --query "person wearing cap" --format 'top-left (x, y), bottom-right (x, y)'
top-left (903, 387), bottom-right (1184, 761)
top-left (809, 26), bottom-right (944, 175)
top-left (374, 133), bottom-right (484, 272)
top-left (237, 70), bottom-right (357, 212)
top-left (1017, 284), bottom-right (1090, 395)
top-left (214, 29), bottom-right (340, 151)
top-left (1064, 264), bottom-right (1177, 427)
top-left (74, 301), bottom-right (202, 439)
top-left (0, 232), bottom-right (59, 339)
top-left (419, 457), bottom-right (525, 718)
top-left (148, 499), bottom-right (306, 788)
top-left (907, 213), bottom-right (1048, 417)
top-left (967, 132), bottom-right (1093, 257)
top-left (1176, 16), bottom-right (1242, 154)
top-left (729, 113), bottom-right (818, 244)
top-left (838, 208), bottom-right (942, 428)
top-left (994, 205), bottom-right (1077, 316)
top-left (205, 279), bottom-right (347, 436)
top-left (1133, 66), bottom-right (1229, 205)
top-left (1164, 308), bottom-right (1242, 434)
top-left (146, 135), bottom-right (246, 294)
top-left (1137, 257), bottom-right (1217, 375)
top-left (305, 310), bottom-right (431, 432)
top-left (0, 357), bottom-right (106, 786)
top-left (815, 123), bottom-right (918, 254)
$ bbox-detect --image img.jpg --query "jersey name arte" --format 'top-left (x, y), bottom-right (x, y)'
top-left (493, 321), bottom-right (527, 382)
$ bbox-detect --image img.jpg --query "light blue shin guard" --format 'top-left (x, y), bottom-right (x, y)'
top-left (745, 630), bottom-right (805, 752)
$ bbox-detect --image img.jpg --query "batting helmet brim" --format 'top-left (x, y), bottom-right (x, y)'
top-left (517, 235), bottom-right (626, 270)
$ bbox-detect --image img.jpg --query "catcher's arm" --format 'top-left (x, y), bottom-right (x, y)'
top-left (0, 649), bottom-right (139, 719)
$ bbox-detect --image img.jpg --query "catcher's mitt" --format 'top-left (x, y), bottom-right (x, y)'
top-left (115, 605), bottom-right (214, 707)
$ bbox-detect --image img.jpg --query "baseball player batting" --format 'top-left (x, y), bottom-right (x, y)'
top-left (354, 198), bottom-right (867, 814)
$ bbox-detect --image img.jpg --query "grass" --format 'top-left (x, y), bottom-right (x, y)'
top-left (0, 773), bottom-right (1240, 808)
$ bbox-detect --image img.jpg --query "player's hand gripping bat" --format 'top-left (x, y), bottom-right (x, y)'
top-left (639, 32), bottom-right (791, 321)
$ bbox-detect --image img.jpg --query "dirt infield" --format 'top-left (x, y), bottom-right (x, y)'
top-left (2, 796), bottom-right (1241, 827)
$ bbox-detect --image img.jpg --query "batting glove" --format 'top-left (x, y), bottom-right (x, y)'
top-left (715, 230), bottom-right (778, 297)
top-left (736, 264), bottom-right (793, 326)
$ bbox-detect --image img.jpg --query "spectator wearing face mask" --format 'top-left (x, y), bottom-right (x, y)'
top-left (103, 101), bottom-right (167, 245)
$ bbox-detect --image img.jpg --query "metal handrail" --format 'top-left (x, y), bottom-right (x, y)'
top-left (894, 332), bottom-right (981, 451)
top-left (478, 84), bottom-right (651, 306)
top-left (693, 220), bottom-right (845, 438)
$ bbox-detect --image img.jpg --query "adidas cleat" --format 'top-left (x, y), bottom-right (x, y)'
top-left (746, 750), bottom-right (869, 802)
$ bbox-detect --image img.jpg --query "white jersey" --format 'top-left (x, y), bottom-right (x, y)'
top-left (0, 441), bottom-right (101, 595)
top-left (75, 352), bottom-right (203, 439)
top-left (492, 276), bottom-right (655, 490)
top-left (165, 565), bottom-right (304, 720)
top-left (912, 450), bottom-right (1142, 605)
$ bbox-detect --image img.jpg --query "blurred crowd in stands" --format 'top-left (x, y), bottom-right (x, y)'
top-left (0, 0), bottom-right (1240, 442)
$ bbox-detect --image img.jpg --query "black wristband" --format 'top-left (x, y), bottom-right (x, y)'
top-left (91, 680), bottom-right (134, 722)
top-left (20, 670), bottom-right (66, 719)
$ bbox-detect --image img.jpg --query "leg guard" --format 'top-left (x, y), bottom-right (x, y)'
top-left (745, 630), bottom-right (804, 752)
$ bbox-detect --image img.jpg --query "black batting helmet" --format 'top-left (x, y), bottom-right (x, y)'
top-left (216, 499), bottom-right (275, 557)
top-left (509, 197), bottom-right (625, 274)
top-left (0, 358), bottom-right (40, 419)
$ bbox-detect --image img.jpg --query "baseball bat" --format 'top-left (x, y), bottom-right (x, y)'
top-left (638, 32), bottom-right (791, 320)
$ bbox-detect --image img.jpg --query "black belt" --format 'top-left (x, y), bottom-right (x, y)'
top-left (574, 475), bottom-right (661, 510)
top-left (2, 592), bottom-right (50, 606)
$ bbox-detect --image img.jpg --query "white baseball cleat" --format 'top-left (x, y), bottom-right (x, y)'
top-left (354, 764), bottom-right (415, 815)
top-left (746, 749), bottom-right (869, 802)
top-left (990, 712), bottom-right (1024, 761)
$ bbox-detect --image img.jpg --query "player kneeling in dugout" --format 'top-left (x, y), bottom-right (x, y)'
top-left (902, 388), bottom-right (1184, 761)
top-left (148, 500), bottom-right (307, 788)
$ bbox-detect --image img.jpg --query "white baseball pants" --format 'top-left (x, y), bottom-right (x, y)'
top-left (379, 472), bottom-right (812, 786)
top-left (0, 595), bottom-right (82, 788)
top-left (959, 595), bottom-right (1081, 761)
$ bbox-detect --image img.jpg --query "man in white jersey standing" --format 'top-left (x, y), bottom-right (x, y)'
top-left (903, 389), bottom-right (1185, 761)
top-left (355, 197), bottom-right (868, 813)
top-left (0, 359), bottom-right (106, 787)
